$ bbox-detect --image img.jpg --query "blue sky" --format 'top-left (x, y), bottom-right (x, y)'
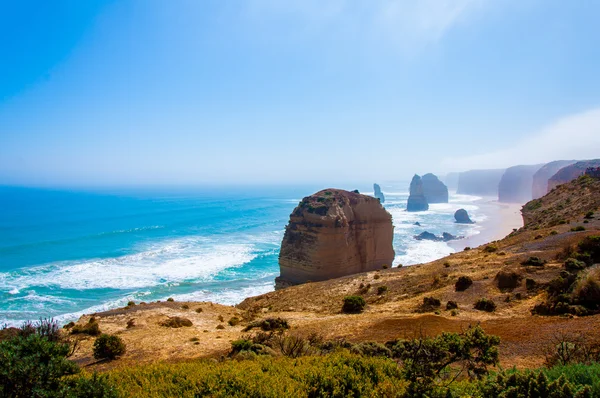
top-left (1, 0), bottom-right (599, 186)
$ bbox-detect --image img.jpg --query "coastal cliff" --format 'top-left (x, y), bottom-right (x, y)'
top-left (373, 183), bottom-right (385, 203)
top-left (275, 189), bottom-right (394, 289)
top-left (406, 175), bottom-right (429, 211)
top-left (421, 173), bottom-right (448, 203)
top-left (498, 164), bottom-right (543, 203)
top-left (456, 169), bottom-right (505, 196)
top-left (547, 159), bottom-right (600, 192)
top-left (532, 160), bottom-right (576, 199)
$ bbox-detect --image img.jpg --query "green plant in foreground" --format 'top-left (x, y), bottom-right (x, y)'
top-left (93, 334), bottom-right (126, 360)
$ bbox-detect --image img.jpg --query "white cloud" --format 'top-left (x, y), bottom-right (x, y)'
top-left (442, 107), bottom-right (600, 170)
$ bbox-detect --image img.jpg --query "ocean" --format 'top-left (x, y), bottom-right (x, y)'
top-left (0, 183), bottom-right (485, 326)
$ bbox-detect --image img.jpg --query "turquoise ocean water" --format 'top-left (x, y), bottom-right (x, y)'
top-left (0, 183), bottom-right (485, 325)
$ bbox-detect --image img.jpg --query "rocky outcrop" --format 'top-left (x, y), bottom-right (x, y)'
top-left (532, 160), bottom-right (576, 199)
top-left (407, 175), bottom-right (429, 212)
top-left (276, 189), bottom-right (395, 289)
top-left (454, 209), bottom-right (474, 224)
top-left (373, 183), bottom-right (385, 203)
top-left (421, 173), bottom-right (448, 203)
top-left (547, 160), bottom-right (600, 192)
top-left (498, 164), bottom-right (544, 203)
top-left (414, 231), bottom-right (461, 242)
top-left (457, 169), bottom-right (505, 196)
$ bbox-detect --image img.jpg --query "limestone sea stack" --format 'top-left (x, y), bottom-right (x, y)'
top-left (406, 175), bottom-right (429, 212)
top-left (454, 209), bottom-right (474, 224)
top-left (421, 173), bottom-right (449, 203)
top-left (373, 183), bottom-right (385, 203)
top-left (275, 189), bottom-right (395, 289)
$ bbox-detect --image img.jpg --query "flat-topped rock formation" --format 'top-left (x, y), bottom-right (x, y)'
top-left (275, 189), bottom-right (394, 289)
top-left (456, 169), bottom-right (505, 196)
top-left (406, 175), bottom-right (429, 212)
top-left (498, 164), bottom-right (543, 203)
top-left (373, 183), bottom-right (385, 203)
top-left (421, 173), bottom-right (448, 203)
top-left (532, 160), bottom-right (576, 199)
top-left (547, 159), bottom-right (600, 192)
top-left (454, 208), bottom-right (474, 224)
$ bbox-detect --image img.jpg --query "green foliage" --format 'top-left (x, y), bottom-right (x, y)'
top-left (71, 319), bottom-right (101, 336)
top-left (565, 258), bottom-right (588, 271)
top-left (579, 236), bottom-right (600, 264)
top-left (484, 245), bottom-right (499, 253)
top-left (523, 199), bottom-right (543, 211)
top-left (160, 316), bottom-right (192, 328)
top-left (455, 276), bottom-right (473, 291)
top-left (60, 373), bottom-right (119, 398)
top-left (93, 334), bottom-right (126, 360)
top-left (496, 270), bottom-right (522, 289)
top-left (127, 301), bottom-right (135, 307)
top-left (350, 342), bottom-right (392, 358)
top-left (521, 256), bottom-right (547, 267)
top-left (0, 334), bottom-right (79, 397)
top-left (377, 285), bottom-right (388, 295)
top-left (342, 295), bottom-right (366, 314)
top-left (446, 300), bottom-right (458, 310)
top-left (243, 317), bottom-right (289, 332)
top-left (230, 339), bottom-right (254, 353)
top-left (474, 298), bottom-right (497, 312)
top-left (585, 211), bottom-right (595, 219)
top-left (228, 317), bottom-right (240, 326)
top-left (572, 226), bottom-right (587, 232)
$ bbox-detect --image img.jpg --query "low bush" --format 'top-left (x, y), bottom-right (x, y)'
top-left (565, 258), bottom-right (587, 271)
top-left (71, 319), bottom-right (101, 336)
top-left (579, 235), bottom-right (600, 264)
top-left (93, 334), bottom-right (126, 360)
top-left (350, 342), bottom-right (392, 358)
top-left (341, 296), bottom-right (366, 314)
top-left (446, 300), bottom-right (458, 310)
top-left (160, 317), bottom-right (193, 328)
top-left (377, 285), bottom-right (388, 295)
top-left (483, 245), bottom-right (498, 253)
top-left (243, 317), bottom-right (290, 332)
top-left (521, 256), bottom-right (547, 267)
top-left (228, 317), bottom-right (240, 326)
top-left (474, 298), bottom-right (496, 312)
top-left (571, 226), bottom-right (586, 232)
top-left (572, 267), bottom-right (600, 308)
top-left (526, 278), bottom-right (536, 291)
top-left (496, 270), bottom-right (522, 289)
top-left (455, 276), bottom-right (473, 291)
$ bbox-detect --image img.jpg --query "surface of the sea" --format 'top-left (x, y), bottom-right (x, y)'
top-left (0, 183), bottom-right (485, 325)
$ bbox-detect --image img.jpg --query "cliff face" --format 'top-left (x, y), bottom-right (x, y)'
top-left (406, 175), bottom-right (429, 212)
top-left (531, 160), bottom-right (576, 199)
top-left (498, 164), bottom-right (543, 203)
top-left (443, 172), bottom-right (460, 192)
top-left (421, 173), bottom-right (448, 203)
top-left (547, 160), bottom-right (600, 192)
top-left (456, 169), bottom-right (505, 196)
top-left (276, 189), bottom-right (394, 289)
top-left (373, 183), bottom-right (385, 203)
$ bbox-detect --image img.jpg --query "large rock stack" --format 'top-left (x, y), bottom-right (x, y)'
top-left (406, 175), bottom-right (429, 212)
top-left (373, 183), bottom-right (385, 203)
top-left (275, 189), bottom-right (395, 289)
top-left (421, 173), bottom-right (449, 203)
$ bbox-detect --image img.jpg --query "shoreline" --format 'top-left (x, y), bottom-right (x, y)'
top-left (448, 198), bottom-right (524, 251)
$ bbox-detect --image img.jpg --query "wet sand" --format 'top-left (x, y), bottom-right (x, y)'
top-left (448, 198), bottom-right (523, 251)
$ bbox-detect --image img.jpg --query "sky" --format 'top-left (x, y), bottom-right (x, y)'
top-left (1, 0), bottom-right (599, 187)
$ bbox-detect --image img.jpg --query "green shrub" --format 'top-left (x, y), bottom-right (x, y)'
top-left (526, 278), bottom-right (536, 290)
top-left (496, 270), bottom-right (522, 289)
top-left (579, 236), bottom-right (600, 264)
top-left (127, 301), bottom-right (135, 307)
top-left (377, 286), bottom-right (388, 295)
top-left (571, 226), bottom-right (586, 232)
top-left (565, 258), bottom-right (587, 271)
top-left (71, 319), bottom-right (101, 336)
top-left (93, 334), bottom-right (126, 360)
top-left (230, 339), bottom-right (254, 354)
top-left (243, 317), bottom-right (289, 332)
top-left (60, 373), bottom-right (119, 398)
top-left (350, 342), bottom-right (392, 358)
top-left (228, 317), bottom-right (240, 327)
top-left (166, 297), bottom-right (174, 302)
top-left (342, 296), bottom-right (366, 314)
top-left (550, 230), bottom-right (559, 235)
top-left (423, 297), bottom-right (441, 307)
top-left (484, 245), bottom-right (498, 253)
top-left (584, 211), bottom-right (594, 219)
top-left (181, 304), bottom-right (189, 310)
top-left (446, 300), bottom-right (458, 310)
top-left (521, 256), bottom-right (547, 267)
top-left (455, 276), bottom-right (473, 291)
top-left (572, 268), bottom-right (600, 308)
top-left (481, 369), bottom-right (592, 397)
top-left (474, 298), bottom-right (497, 312)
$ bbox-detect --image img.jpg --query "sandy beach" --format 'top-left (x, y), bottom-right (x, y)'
top-left (448, 198), bottom-right (524, 251)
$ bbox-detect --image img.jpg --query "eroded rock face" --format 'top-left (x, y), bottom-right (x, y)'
top-left (276, 189), bottom-right (395, 289)
top-left (421, 173), bottom-right (448, 203)
top-left (373, 183), bottom-right (385, 203)
top-left (407, 175), bottom-right (429, 212)
top-left (498, 164), bottom-right (543, 203)
top-left (454, 209), bottom-right (474, 224)
top-left (532, 160), bottom-right (576, 199)
top-left (547, 160), bottom-right (600, 192)
top-left (457, 169), bottom-right (505, 196)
